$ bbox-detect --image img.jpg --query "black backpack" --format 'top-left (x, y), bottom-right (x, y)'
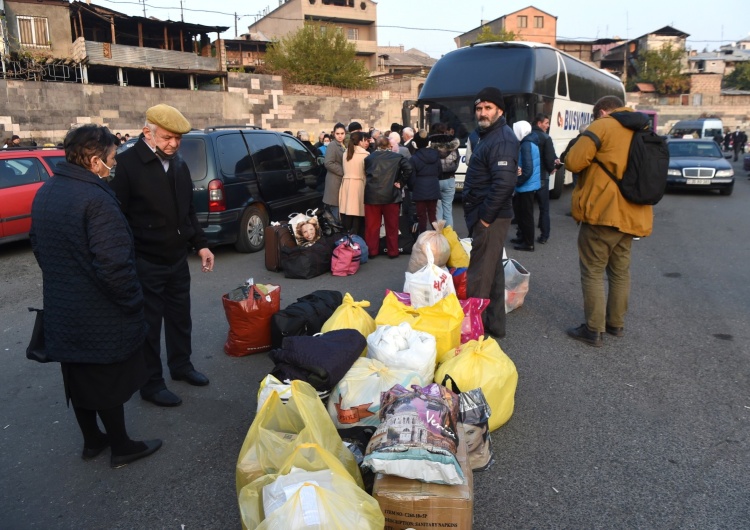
top-left (588, 111), bottom-right (669, 206)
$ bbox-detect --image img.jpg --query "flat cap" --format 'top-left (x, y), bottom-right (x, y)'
top-left (146, 104), bottom-right (191, 134)
top-left (474, 87), bottom-right (505, 111)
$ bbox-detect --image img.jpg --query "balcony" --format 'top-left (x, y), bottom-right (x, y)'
top-left (72, 37), bottom-right (223, 73)
top-left (353, 40), bottom-right (377, 55)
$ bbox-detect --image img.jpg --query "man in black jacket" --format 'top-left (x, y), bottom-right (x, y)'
top-left (112, 104), bottom-right (214, 407)
top-left (531, 114), bottom-right (559, 244)
top-left (463, 87), bottom-right (518, 338)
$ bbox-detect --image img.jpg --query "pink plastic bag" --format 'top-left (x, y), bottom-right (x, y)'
top-left (458, 298), bottom-right (489, 344)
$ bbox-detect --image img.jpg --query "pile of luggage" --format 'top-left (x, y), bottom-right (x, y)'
top-left (228, 222), bottom-right (530, 528)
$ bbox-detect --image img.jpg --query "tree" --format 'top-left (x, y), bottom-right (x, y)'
top-left (472, 25), bottom-right (521, 44)
top-left (262, 22), bottom-right (373, 89)
top-left (723, 62), bottom-right (750, 91)
top-left (634, 42), bottom-right (689, 95)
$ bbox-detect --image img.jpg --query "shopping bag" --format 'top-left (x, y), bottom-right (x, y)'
top-left (406, 220), bottom-right (451, 272)
top-left (238, 443), bottom-right (378, 530)
top-left (442, 224), bottom-right (470, 268)
top-left (441, 375), bottom-right (494, 472)
top-left (450, 266), bottom-right (468, 300)
top-left (320, 293), bottom-right (375, 356)
top-left (327, 357), bottom-right (423, 430)
top-left (256, 374), bottom-right (330, 413)
top-left (235, 380), bottom-right (362, 495)
top-left (404, 246), bottom-right (455, 309)
top-left (331, 236), bottom-right (362, 276)
top-left (222, 284), bottom-right (281, 356)
top-left (376, 292), bottom-right (464, 364)
top-left (458, 297), bottom-right (490, 344)
top-left (504, 258), bottom-right (530, 313)
top-left (435, 336), bottom-right (518, 431)
top-left (366, 322), bottom-right (437, 385)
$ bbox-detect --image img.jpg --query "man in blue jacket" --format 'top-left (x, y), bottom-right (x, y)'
top-left (463, 87), bottom-right (519, 338)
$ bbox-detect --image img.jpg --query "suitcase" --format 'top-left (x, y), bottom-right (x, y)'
top-left (264, 224), bottom-right (296, 272)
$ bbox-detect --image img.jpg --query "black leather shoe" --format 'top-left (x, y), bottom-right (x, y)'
top-left (142, 388), bottom-right (182, 407)
top-left (605, 325), bottom-right (625, 337)
top-left (566, 324), bottom-right (603, 347)
top-left (510, 237), bottom-right (524, 244)
top-left (172, 369), bottom-right (209, 387)
top-left (514, 244), bottom-right (534, 252)
top-left (111, 439), bottom-right (162, 469)
top-left (536, 237), bottom-right (548, 244)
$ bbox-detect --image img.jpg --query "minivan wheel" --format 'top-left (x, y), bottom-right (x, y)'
top-left (235, 205), bottom-right (268, 253)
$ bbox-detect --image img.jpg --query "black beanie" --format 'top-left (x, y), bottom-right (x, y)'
top-left (474, 87), bottom-right (505, 111)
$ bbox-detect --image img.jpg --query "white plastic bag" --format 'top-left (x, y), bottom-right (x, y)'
top-left (366, 322), bottom-right (436, 385)
top-left (406, 220), bottom-right (451, 272)
top-left (504, 258), bottom-right (530, 313)
top-left (404, 246), bottom-right (456, 309)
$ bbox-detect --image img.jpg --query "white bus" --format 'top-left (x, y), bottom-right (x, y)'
top-left (405, 41), bottom-right (625, 199)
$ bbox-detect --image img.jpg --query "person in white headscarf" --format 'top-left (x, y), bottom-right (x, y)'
top-left (510, 120), bottom-right (541, 251)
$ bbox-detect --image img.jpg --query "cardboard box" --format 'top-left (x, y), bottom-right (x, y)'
top-left (372, 425), bottom-right (474, 530)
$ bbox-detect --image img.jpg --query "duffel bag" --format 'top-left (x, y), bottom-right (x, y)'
top-left (282, 241), bottom-right (332, 279)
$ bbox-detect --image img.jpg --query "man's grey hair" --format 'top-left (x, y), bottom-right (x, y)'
top-left (298, 130), bottom-right (310, 142)
top-left (145, 120), bottom-right (157, 136)
top-left (402, 127), bottom-right (414, 138)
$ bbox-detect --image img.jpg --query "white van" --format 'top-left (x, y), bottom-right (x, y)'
top-left (668, 118), bottom-right (724, 139)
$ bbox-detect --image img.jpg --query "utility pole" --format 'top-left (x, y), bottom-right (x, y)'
top-left (235, 13), bottom-right (238, 39)
top-left (180, 0), bottom-right (184, 22)
top-left (141, 0), bottom-right (146, 18)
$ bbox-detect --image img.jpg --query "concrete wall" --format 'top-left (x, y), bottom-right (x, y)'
top-left (0, 72), bottom-right (405, 143)
top-left (4, 1), bottom-right (73, 58)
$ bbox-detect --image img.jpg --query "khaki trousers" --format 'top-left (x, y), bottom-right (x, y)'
top-left (577, 223), bottom-right (633, 332)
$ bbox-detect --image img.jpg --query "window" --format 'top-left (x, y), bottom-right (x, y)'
top-left (180, 138), bottom-right (208, 181)
top-left (17, 16), bottom-right (50, 48)
top-left (347, 28), bottom-right (359, 41)
top-left (0, 159), bottom-right (43, 188)
top-left (217, 134), bottom-right (252, 176)
top-left (282, 137), bottom-right (316, 170)
top-left (534, 16), bottom-right (544, 29)
top-left (245, 133), bottom-right (291, 172)
top-left (517, 16), bottom-right (527, 29)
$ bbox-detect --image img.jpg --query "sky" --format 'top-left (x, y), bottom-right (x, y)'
top-left (94, 0), bottom-right (749, 58)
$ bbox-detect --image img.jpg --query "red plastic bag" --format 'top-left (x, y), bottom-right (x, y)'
top-left (331, 236), bottom-right (362, 277)
top-left (222, 285), bottom-right (281, 356)
top-left (449, 267), bottom-right (468, 300)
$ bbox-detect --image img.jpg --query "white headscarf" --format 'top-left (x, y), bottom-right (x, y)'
top-left (513, 121), bottom-right (532, 142)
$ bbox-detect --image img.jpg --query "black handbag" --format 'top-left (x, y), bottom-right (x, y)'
top-left (26, 307), bottom-right (51, 363)
top-left (281, 240), bottom-right (332, 279)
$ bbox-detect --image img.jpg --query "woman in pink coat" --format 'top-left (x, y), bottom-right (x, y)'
top-left (339, 131), bottom-right (369, 234)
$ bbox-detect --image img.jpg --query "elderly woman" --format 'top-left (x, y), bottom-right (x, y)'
top-left (30, 125), bottom-right (161, 469)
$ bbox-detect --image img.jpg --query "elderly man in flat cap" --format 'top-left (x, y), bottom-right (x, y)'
top-left (462, 87), bottom-right (518, 339)
top-left (111, 104), bottom-right (213, 407)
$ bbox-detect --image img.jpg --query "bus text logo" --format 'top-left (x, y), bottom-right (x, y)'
top-left (559, 110), bottom-right (594, 131)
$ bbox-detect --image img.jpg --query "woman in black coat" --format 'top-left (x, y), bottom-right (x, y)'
top-left (30, 125), bottom-right (161, 469)
top-left (408, 140), bottom-right (442, 233)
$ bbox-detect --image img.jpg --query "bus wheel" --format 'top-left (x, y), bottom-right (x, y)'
top-left (549, 166), bottom-right (565, 200)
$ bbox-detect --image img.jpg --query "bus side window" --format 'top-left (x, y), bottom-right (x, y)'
top-left (557, 54), bottom-right (568, 98)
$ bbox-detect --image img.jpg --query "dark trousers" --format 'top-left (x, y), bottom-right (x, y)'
top-left (341, 214), bottom-right (363, 236)
top-left (535, 180), bottom-right (550, 239)
top-left (365, 203), bottom-right (399, 257)
top-left (136, 254), bottom-right (194, 396)
top-left (466, 217), bottom-right (511, 337)
top-left (733, 144), bottom-right (743, 162)
top-left (415, 200), bottom-right (437, 233)
top-left (513, 191), bottom-right (536, 246)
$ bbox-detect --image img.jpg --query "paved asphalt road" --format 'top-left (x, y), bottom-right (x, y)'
top-left (2, 158), bottom-right (749, 529)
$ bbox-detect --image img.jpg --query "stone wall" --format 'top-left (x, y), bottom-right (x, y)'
top-left (0, 72), bottom-right (405, 144)
top-left (690, 73), bottom-right (723, 95)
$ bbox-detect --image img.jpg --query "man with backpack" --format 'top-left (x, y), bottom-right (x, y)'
top-left (563, 96), bottom-right (656, 347)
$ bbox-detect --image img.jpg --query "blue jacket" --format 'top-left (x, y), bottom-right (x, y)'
top-left (30, 161), bottom-right (147, 364)
top-left (408, 147), bottom-right (442, 201)
top-left (462, 116), bottom-right (518, 231)
top-left (516, 133), bottom-right (542, 193)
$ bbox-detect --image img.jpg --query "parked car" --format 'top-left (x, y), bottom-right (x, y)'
top-left (0, 147), bottom-right (66, 245)
top-left (665, 139), bottom-right (734, 196)
top-left (743, 153), bottom-right (750, 172)
top-left (116, 127), bottom-right (324, 252)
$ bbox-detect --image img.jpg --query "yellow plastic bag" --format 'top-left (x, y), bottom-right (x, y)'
top-left (435, 336), bottom-right (518, 431)
top-left (320, 293), bottom-right (376, 356)
top-left (442, 224), bottom-right (470, 268)
top-left (254, 472), bottom-right (384, 530)
top-left (239, 443), bottom-right (367, 530)
top-left (375, 292), bottom-right (464, 363)
top-left (235, 380), bottom-right (362, 495)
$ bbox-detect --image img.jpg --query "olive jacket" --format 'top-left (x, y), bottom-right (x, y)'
top-left (565, 107), bottom-right (654, 237)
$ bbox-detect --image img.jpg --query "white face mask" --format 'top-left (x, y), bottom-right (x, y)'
top-left (97, 157), bottom-right (114, 179)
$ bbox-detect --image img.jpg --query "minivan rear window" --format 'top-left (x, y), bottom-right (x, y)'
top-left (245, 133), bottom-right (291, 172)
top-left (181, 138), bottom-right (208, 182)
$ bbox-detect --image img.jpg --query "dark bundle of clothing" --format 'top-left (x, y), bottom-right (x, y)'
top-left (269, 329), bottom-right (366, 391)
top-left (270, 290), bottom-right (343, 348)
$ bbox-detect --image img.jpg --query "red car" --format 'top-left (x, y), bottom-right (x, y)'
top-left (0, 147), bottom-right (65, 245)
